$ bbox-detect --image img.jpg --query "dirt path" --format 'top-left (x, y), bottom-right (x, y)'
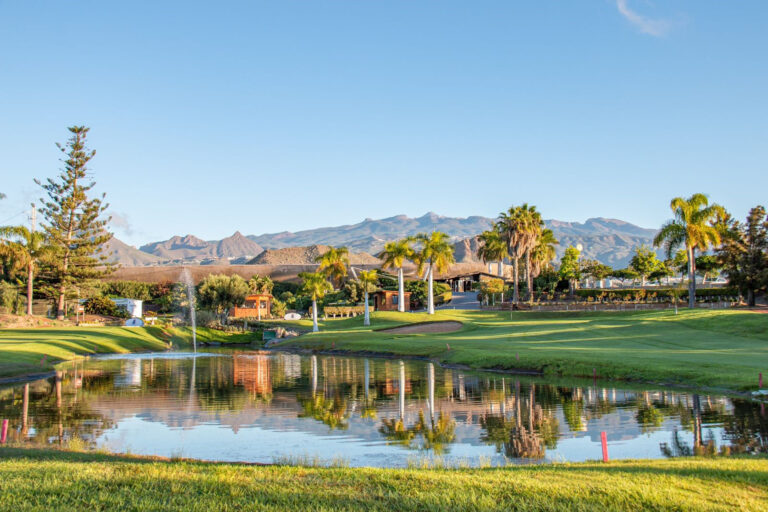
top-left (377, 321), bottom-right (462, 334)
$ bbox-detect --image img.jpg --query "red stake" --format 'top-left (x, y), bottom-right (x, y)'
top-left (601, 431), bottom-right (609, 462)
top-left (1, 419), bottom-right (8, 444)
top-left (446, 344), bottom-right (450, 351)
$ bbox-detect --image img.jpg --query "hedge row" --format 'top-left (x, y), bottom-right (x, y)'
top-left (574, 287), bottom-right (738, 301)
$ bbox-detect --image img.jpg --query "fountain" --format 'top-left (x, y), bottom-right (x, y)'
top-left (180, 267), bottom-right (197, 353)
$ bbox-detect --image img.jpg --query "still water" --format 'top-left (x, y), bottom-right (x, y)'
top-left (0, 350), bottom-right (765, 467)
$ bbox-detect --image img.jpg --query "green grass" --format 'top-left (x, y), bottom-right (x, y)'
top-left (275, 309), bottom-right (768, 391)
top-left (0, 325), bottom-right (257, 380)
top-left (0, 448), bottom-right (765, 511)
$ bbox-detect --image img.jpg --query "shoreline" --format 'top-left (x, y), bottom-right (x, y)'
top-left (267, 345), bottom-right (758, 400)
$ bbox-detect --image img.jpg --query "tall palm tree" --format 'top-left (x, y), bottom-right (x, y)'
top-left (413, 232), bottom-right (455, 315)
top-left (0, 225), bottom-right (55, 316)
top-left (497, 204), bottom-right (541, 303)
top-left (477, 229), bottom-right (508, 277)
top-left (377, 239), bottom-right (413, 313)
top-left (299, 271), bottom-right (334, 332)
top-left (315, 246), bottom-right (350, 288)
top-left (520, 205), bottom-right (544, 304)
top-left (358, 269), bottom-right (378, 326)
top-left (530, 228), bottom-right (558, 279)
top-left (653, 194), bottom-right (725, 308)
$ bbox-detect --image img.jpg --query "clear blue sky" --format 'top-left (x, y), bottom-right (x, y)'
top-left (1, 1), bottom-right (766, 246)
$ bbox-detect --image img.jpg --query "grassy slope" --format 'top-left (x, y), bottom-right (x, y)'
top-left (0, 448), bottom-right (765, 511)
top-left (0, 326), bottom-right (257, 379)
top-left (276, 309), bottom-right (768, 391)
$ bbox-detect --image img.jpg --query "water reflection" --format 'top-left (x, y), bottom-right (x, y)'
top-left (0, 351), bottom-right (765, 467)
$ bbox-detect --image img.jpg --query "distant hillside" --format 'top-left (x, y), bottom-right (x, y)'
top-left (139, 231), bottom-right (263, 262)
top-left (101, 237), bottom-right (163, 266)
top-left (248, 212), bottom-right (493, 254)
top-left (249, 245), bottom-right (381, 265)
top-left (452, 217), bottom-right (658, 268)
top-left (108, 213), bottom-right (659, 268)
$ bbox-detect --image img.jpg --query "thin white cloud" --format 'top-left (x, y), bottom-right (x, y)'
top-left (110, 212), bottom-right (134, 236)
top-left (615, 0), bottom-right (672, 37)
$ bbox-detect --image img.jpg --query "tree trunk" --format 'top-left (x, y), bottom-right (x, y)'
top-left (312, 299), bottom-right (319, 332)
top-left (525, 251), bottom-right (533, 304)
top-left (687, 247), bottom-right (696, 308)
top-left (569, 279), bottom-right (575, 298)
top-left (512, 256), bottom-right (519, 304)
top-left (497, 261), bottom-right (503, 277)
top-left (427, 264), bottom-right (435, 315)
top-left (363, 289), bottom-right (370, 326)
top-left (26, 262), bottom-right (34, 316)
top-left (748, 289), bottom-right (756, 307)
top-left (397, 266), bottom-right (405, 313)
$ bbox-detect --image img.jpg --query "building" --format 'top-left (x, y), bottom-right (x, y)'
top-left (231, 293), bottom-right (273, 319)
top-left (110, 298), bottom-right (143, 318)
top-left (372, 290), bottom-right (411, 312)
top-left (437, 271), bottom-right (506, 293)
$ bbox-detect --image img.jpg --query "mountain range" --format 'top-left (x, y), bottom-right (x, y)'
top-left (104, 213), bottom-right (660, 269)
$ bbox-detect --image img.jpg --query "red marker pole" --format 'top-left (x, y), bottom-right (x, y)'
top-left (1, 419), bottom-right (8, 444)
top-left (600, 431), bottom-right (609, 462)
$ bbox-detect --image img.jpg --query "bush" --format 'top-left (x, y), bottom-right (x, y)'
top-left (0, 281), bottom-right (23, 314)
top-left (271, 298), bottom-right (287, 319)
top-left (573, 287), bottom-right (738, 302)
top-left (84, 297), bottom-right (131, 318)
top-left (101, 281), bottom-right (154, 301)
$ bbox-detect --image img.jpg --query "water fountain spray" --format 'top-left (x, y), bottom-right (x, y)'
top-left (180, 267), bottom-right (197, 353)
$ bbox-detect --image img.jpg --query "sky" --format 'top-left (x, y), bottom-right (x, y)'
top-left (0, 1), bottom-right (766, 247)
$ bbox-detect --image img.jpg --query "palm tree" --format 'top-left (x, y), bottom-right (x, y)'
top-left (653, 194), bottom-right (725, 308)
top-left (299, 272), bottom-right (334, 332)
top-left (0, 225), bottom-right (55, 316)
top-left (315, 246), bottom-right (350, 288)
top-left (377, 239), bottom-right (413, 313)
top-left (477, 229), bottom-right (508, 278)
top-left (520, 205), bottom-right (544, 304)
top-left (496, 204), bottom-right (541, 303)
top-left (530, 228), bottom-right (558, 278)
top-left (413, 232), bottom-right (455, 315)
top-left (358, 269), bottom-right (377, 326)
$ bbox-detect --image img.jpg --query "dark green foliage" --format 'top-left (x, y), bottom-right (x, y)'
top-left (718, 206), bottom-right (768, 306)
top-left (574, 287), bottom-right (738, 301)
top-left (83, 296), bottom-right (130, 318)
top-left (36, 126), bottom-right (114, 318)
top-left (404, 279), bottom-right (450, 309)
top-left (533, 267), bottom-right (559, 294)
top-left (0, 281), bottom-right (23, 314)
top-left (101, 281), bottom-right (154, 301)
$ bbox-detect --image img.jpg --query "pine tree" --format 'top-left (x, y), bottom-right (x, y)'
top-left (36, 126), bottom-right (113, 319)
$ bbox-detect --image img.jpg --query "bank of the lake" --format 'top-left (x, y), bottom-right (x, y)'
top-left (275, 309), bottom-right (768, 392)
top-left (0, 325), bottom-right (256, 381)
top-left (0, 448), bottom-right (765, 511)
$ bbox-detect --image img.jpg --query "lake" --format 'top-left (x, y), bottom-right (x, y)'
top-left (0, 350), bottom-right (765, 467)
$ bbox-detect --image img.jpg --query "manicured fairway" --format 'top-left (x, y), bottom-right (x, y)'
top-left (0, 448), bottom-right (765, 511)
top-left (0, 326), bottom-right (254, 379)
top-left (278, 309), bottom-right (768, 391)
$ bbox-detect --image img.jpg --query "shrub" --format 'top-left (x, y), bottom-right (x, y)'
top-left (271, 298), bottom-right (287, 318)
top-left (0, 281), bottom-right (23, 314)
top-left (84, 297), bottom-right (130, 318)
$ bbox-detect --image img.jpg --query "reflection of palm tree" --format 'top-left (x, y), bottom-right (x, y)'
top-left (379, 411), bottom-right (456, 454)
top-left (299, 394), bottom-right (349, 430)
